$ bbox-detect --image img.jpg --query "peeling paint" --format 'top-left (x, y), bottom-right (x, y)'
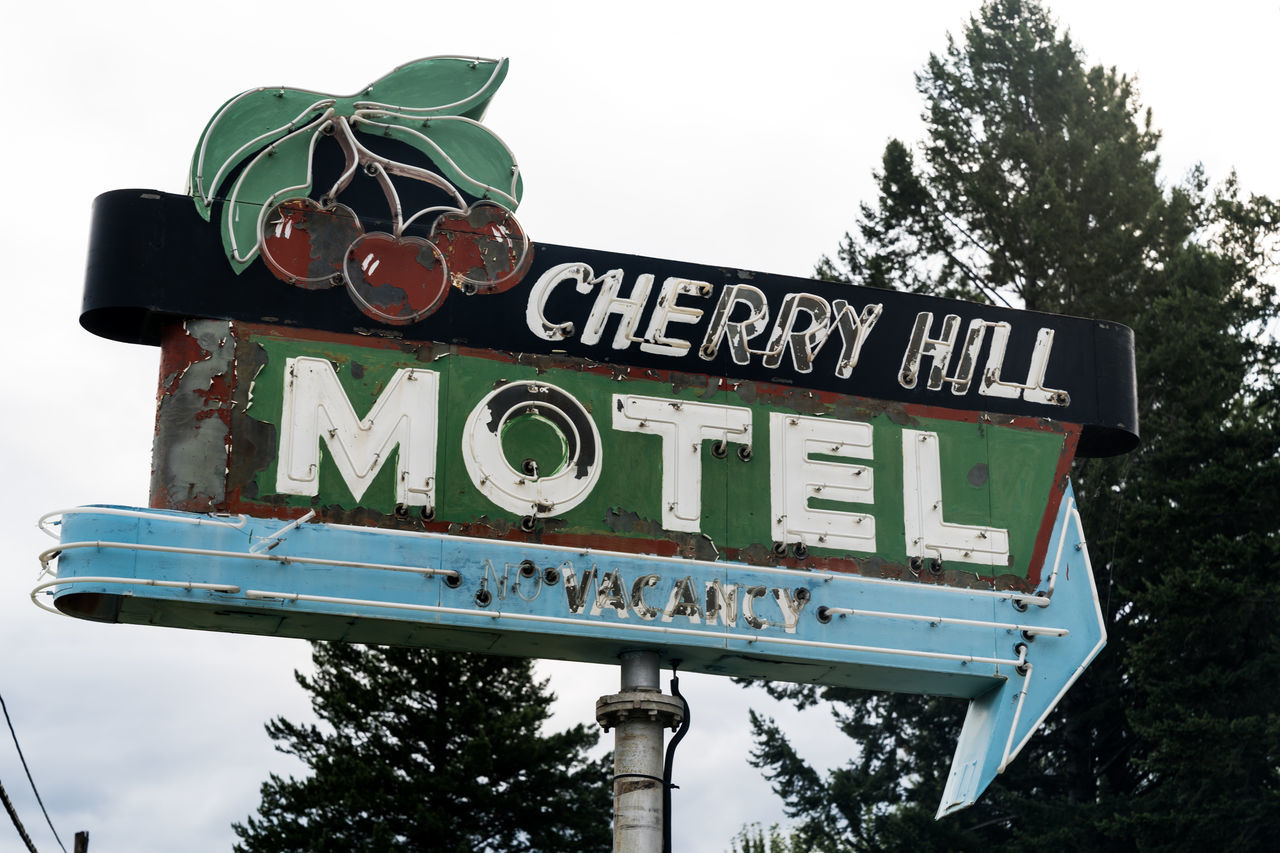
top-left (150, 319), bottom-right (234, 512)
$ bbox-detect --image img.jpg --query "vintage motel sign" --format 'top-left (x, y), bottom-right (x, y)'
top-left (39, 57), bottom-right (1137, 814)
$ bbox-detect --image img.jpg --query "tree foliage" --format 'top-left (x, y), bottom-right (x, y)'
top-left (754, 1), bottom-right (1280, 849)
top-left (730, 821), bottom-right (804, 853)
top-left (233, 644), bottom-right (611, 853)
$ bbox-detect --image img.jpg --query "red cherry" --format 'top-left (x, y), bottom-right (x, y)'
top-left (430, 202), bottom-right (531, 295)
top-left (344, 232), bottom-right (450, 325)
top-left (261, 198), bottom-right (363, 289)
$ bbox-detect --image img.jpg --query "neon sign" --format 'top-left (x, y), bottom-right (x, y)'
top-left (190, 56), bottom-right (529, 322)
top-left (43, 58), bottom-right (1138, 814)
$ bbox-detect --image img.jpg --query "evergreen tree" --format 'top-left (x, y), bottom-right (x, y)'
top-left (233, 644), bottom-right (611, 853)
top-left (751, 1), bottom-right (1280, 849)
top-left (730, 821), bottom-right (803, 853)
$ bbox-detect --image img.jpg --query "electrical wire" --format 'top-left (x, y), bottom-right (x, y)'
top-left (1, 691), bottom-right (66, 853)
top-left (662, 664), bottom-right (691, 853)
top-left (1, 775), bottom-right (39, 853)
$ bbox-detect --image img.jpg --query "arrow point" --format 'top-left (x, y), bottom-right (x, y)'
top-left (937, 768), bottom-right (979, 818)
top-left (936, 679), bottom-right (1009, 818)
top-left (935, 481), bottom-right (1106, 818)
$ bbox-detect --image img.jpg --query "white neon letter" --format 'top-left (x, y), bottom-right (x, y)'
top-left (981, 326), bottom-right (1071, 406)
top-left (830, 300), bottom-right (884, 378)
top-left (463, 381), bottom-right (603, 518)
top-left (526, 262), bottom-right (592, 341)
top-left (698, 284), bottom-right (770, 364)
top-left (769, 413), bottom-right (875, 551)
top-left (761, 292), bottom-right (832, 372)
top-left (899, 312), bottom-right (961, 390)
top-left (612, 395), bottom-right (752, 533)
top-left (581, 270), bottom-right (652, 348)
top-left (276, 357), bottom-right (438, 508)
top-left (902, 429), bottom-right (1010, 567)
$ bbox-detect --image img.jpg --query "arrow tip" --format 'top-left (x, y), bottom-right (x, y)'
top-left (934, 481), bottom-right (1106, 818)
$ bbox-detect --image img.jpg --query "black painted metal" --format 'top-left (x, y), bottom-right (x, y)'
top-left (82, 189), bottom-right (1137, 456)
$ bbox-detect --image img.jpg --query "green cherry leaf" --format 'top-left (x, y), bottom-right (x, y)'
top-left (220, 121), bottom-right (326, 272)
top-left (343, 56), bottom-right (510, 120)
top-left (351, 113), bottom-right (523, 210)
top-left (189, 88), bottom-right (335, 221)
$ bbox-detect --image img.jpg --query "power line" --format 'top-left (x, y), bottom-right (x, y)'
top-left (1, 775), bottom-right (39, 853)
top-left (1, 690), bottom-right (66, 853)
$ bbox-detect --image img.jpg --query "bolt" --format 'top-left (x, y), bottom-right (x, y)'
top-left (1014, 642), bottom-right (1030, 676)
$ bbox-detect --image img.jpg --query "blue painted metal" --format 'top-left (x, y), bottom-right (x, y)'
top-left (936, 480), bottom-right (1104, 814)
top-left (41, 484), bottom-right (1101, 812)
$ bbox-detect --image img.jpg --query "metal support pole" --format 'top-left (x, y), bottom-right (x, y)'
top-left (596, 650), bottom-right (684, 853)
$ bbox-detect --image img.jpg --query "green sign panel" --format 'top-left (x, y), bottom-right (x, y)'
top-left (192, 323), bottom-right (1077, 588)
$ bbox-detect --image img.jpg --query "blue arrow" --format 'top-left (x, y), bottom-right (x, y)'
top-left (35, 482), bottom-right (1101, 813)
top-left (936, 481), bottom-right (1106, 816)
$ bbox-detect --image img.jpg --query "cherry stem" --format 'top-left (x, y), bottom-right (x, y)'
top-left (372, 163), bottom-right (405, 237)
top-left (325, 117), bottom-right (362, 203)
top-left (325, 115), bottom-right (467, 238)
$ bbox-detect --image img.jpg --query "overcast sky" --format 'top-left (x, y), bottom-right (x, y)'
top-left (2, 2), bottom-right (1277, 851)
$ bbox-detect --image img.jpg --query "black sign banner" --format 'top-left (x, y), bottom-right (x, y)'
top-left (82, 189), bottom-right (1137, 456)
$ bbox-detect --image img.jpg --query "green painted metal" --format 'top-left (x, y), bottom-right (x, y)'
top-left (237, 328), bottom-right (1072, 584)
top-left (188, 56), bottom-right (522, 273)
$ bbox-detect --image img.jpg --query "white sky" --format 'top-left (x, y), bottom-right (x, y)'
top-left (1, 2), bottom-right (1276, 851)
